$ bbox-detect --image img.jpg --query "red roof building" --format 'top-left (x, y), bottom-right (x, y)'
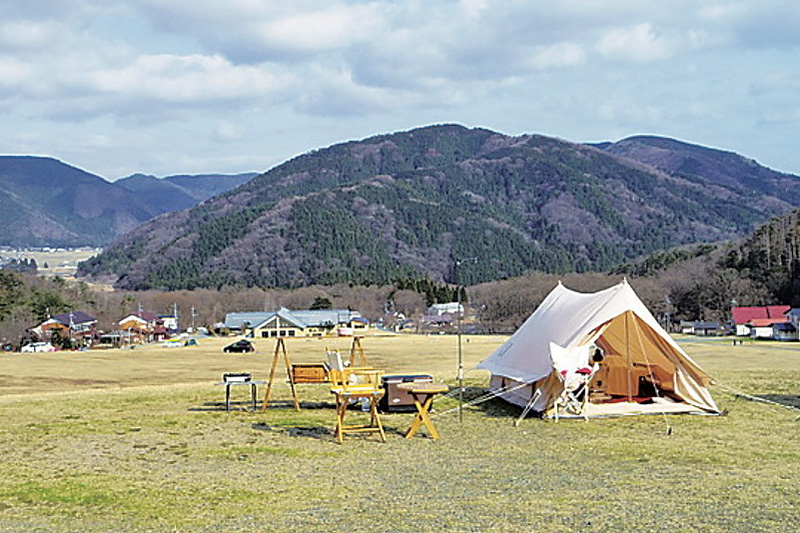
top-left (731, 306), bottom-right (790, 325)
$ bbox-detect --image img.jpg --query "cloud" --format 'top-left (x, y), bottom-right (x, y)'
top-left (596, 23), bottom-right (675, 63)
top-left (3, 0), bottom-right (800, 177)
top-left (90, 54), bottom-right (287, 103)
top-left (254, 3), bottom-right (388, 55)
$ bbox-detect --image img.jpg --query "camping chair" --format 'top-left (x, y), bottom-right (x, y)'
top-left (548, 342), bottom-right (600, 421)
top-left (326, 350), bottom-right (347, 372)
top-left (329, 367), bottom-right (386, 444)
top-left (553, 363), bottom-right (599, 421)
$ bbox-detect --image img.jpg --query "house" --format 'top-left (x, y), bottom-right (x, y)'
top-left (119, 311), bottom-right (167, 343)
top-left (35, 311), bottom-right (98, 344)
top-left (748, 318), bottom-right (797, 340)
top-left (223, 308), bottom-right (365, 338)
top-left (427, 302), bottom-right (463, 317)
top-left (732, 305), bottom-right (791, 336)
top-left (158, 314), bottom-right (179, 332)
top-left (679, 320), bottom-right (720, 336)
top-left (772, 322), bottom-right (798, 341)
top-left (421, 313), bottom-right (453, 329)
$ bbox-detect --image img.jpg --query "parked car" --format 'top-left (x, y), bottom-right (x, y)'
top-left (21, 342), bottom-right (56, 353)
top-left (223, 339), bottom-right (254, 353)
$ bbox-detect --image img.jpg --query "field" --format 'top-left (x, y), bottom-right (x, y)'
top-left (1, 334), bottom-right (799, 532)
top-left (0, 248), bottom-right (100, 280)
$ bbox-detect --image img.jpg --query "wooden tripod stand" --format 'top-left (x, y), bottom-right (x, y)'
top-left (261, 337), bottom-right (300, 411)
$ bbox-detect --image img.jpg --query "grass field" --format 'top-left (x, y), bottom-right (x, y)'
top-left (1, 334), bottom-right (799, 532)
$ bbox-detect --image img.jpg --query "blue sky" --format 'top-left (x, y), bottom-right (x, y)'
top-left (1, 1), bottom-right (799, 180)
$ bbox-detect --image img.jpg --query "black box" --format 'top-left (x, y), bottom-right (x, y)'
top-left (380, 374), bottom-right (434, 413)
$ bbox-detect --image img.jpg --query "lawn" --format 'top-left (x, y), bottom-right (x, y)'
top-left (0, 334), bottom-right (798, 532)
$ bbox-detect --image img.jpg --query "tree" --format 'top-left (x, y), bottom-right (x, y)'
top-left (310, 296), bottom-right (332, 310)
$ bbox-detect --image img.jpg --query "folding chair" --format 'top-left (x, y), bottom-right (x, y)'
top-left (552, 365), bottom-right (598, 421)
top-left (326, 350), bottom-right (347, 372)
top-left (549, 342), bottom-right (599, 421)
top-left (329, 368), bottom-right (386, 444)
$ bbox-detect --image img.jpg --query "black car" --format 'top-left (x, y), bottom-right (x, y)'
top-left (223, 339), bottom-right (255, 353)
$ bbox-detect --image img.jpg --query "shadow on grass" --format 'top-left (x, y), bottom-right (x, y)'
top-left (189, 398), bottom-right (338, 412)
top-left (448, 386), bottom-right (541, 420)
top-left (251, 421), bottom-right (332, 440)
top-left (754, 394), bottom-right (800, 409)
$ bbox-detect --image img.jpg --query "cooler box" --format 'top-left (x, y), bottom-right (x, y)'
top-left (380, 374), bottom-right (434, 413)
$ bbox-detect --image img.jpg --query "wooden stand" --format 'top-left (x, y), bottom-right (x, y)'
top-left (261, 338), bottom-right (300, 412)
top-left (349, 336), bottom-right (368, 366)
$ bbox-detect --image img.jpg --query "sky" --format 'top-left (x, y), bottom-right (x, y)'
top-left (1, 1), bottom-right (799, 180)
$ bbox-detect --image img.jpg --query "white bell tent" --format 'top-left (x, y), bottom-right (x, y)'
top-left (477, 280), bottom-right (719, 418)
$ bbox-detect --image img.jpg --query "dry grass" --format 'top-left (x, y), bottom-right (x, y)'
top-left (1, 334), bottom-right (799, 532)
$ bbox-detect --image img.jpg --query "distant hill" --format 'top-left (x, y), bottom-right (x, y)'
top-left (115, 173), bottom-right (256, 213)
top-left (0, 156), bottom-right (256, 247)
top-left (597, 135), bottom-right (800, 201)
top-left (78, 124), bottom-right (800, 290)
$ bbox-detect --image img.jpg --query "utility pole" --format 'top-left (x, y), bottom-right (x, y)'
top-left (455, 256), bottom-right (478, 423)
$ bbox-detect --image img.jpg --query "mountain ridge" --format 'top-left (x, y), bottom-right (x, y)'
top-left (0, 156), bottom-right (257, 247)
top-left (78, 124), bottom-right (800, 290)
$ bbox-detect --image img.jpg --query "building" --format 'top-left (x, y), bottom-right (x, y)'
top-left (748, 318), bottom-right (797, 341)
top-left (223, 308), bottom-right (366, 338)
top-left (732, 305), bottom-right (791, 336)
top-left (679, 320), bottom-right (720, 336)
top-left (427, 302), bottom-right (464, 316)
top-left (119, 311), bottom-right (167, 343)
top-left (34, 311), bottom-right (97, 344)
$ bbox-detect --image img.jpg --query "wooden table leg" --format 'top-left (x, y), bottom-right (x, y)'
top-left (405, 393), bottom-right (440, 440)
top-left (417, 395), bottom-right (440, 440)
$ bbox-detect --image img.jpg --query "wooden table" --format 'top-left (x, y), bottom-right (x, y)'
top-left (397, 382), bottom-right (449, 440)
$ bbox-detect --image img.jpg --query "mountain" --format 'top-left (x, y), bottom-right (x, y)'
top-left (0, 156), bottom-right (257, 247)
top-left (720, 207), bottom-right (800, 306)
top-left (78, 124), bottom-right (800, 291)
top-left (0, 156), bottom-right (160, 247)
top-left (115, 173), bottom-right (256, 213)
top-left (596, 136), bottom-right (800, 202)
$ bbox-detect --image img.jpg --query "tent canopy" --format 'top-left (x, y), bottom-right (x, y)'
top-left (478, 280), bottom-right (719, 415)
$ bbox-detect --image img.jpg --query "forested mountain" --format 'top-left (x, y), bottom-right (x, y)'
top-left (597, 136), bottom-right (800, 200)
top-left (78, 124), bottom-right (800, 291)
top-left (115, 172), bottom-right (256, 214)
top-left (0, 156), bottom-right (256, 247)
top-left (720, 208), bottom-right (800, 306)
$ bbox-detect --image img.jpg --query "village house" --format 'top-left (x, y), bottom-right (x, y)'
top-left (427, 302), bottom-right (463, 316)
top-left (34, 311), bottom-right (97, 345)
top-left (118, 311), bottom-right (167, 343)
top-left (731, 305), bottom-right (791, 336)
top-left (747, 318), bottom-right (797, 341)
top-left (679, 320), bottom-right (720, 336)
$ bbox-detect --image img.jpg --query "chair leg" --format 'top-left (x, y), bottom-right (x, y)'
top-left (335, 399), bottom-right (346, 444)
top-left (370, 398), bottom-right (386, 442)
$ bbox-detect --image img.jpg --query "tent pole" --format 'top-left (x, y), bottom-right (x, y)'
top-left (626, 311), bottom-right (632, 401)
